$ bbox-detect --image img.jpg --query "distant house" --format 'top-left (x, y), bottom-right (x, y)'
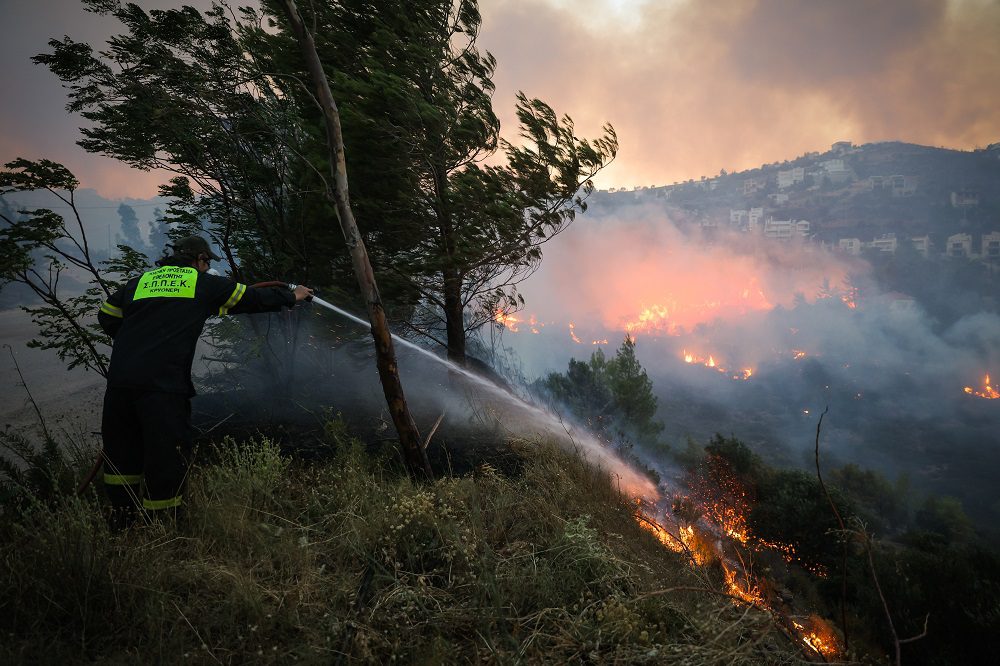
top-left (768, 192), bottom-right (789, 205)
top-left (748, 207), bottom-right (765, 232)
top-left (820, 159), bottom-right (852, 185)
top-left (868, 174), bottom-right (916, 196)
top-left (869, 234), bottom-right (898, 254)
top-left (730, 209), bottom-right (748, 227)
top-left (947, 233), bottom-right (973, 257)
top-left (982, 231), bottom-right (1000, 259)
top-left (743, 176), bottom-right (767, 195)
top-left (887, 292), bottom-right (918, 316)
top-left (950, 189), bottom-right (980, 208)
top-left (838, 238), bottom-right (862, 255)
top-left (763, 218), bottom-right (810, 241)
top-left (911, 235), bottom-right (932, 257)
top-left (777, 167), bottom-right (805, 189)
top-left (889, 175), bottom-right (916, 197)
top-left (831, 140), bottom-right (853, 154)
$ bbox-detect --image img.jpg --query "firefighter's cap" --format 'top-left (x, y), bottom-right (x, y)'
top-left (172, 235), bottom-right (222, 261)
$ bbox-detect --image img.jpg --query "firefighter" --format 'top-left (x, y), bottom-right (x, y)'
top-left (97, 235), bottom-right (312, 528)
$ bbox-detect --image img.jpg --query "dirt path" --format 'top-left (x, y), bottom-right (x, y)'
top-left (0, 308), bottom-right (105, 436)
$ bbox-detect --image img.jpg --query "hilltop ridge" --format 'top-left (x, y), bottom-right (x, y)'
top-left (595, 140), bottom-right (1000, 255)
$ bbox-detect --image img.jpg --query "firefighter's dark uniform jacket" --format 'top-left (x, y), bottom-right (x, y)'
top-left (98, 264), bottom-right (295, 395)
top-left (96, 263), bottom-right (295, 517)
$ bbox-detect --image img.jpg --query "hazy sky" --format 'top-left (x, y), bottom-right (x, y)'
top-left (3, 0), bottom-right (999, 198)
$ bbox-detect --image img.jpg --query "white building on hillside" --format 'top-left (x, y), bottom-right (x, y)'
top-left (777, 167), bottom-right (805, 189)
top-left (869, 234), bottom-right (898, 254)
top-left (947, 233), bottom-right (973, 257)
top-left (763, 218), bottom-right (810, 241)
top-left (839, 238), bottom-right (862, 255)
top-left (982, 232), bottom-right (1000, 259)
top-left (911, 235), bottom-right (932, 257)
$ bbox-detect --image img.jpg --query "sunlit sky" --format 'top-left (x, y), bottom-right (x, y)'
top-left (2, 0), bottom-right (999, 199)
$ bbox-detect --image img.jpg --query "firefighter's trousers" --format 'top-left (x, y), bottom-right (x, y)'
top-left (101, 387), bottom-right (194, 525)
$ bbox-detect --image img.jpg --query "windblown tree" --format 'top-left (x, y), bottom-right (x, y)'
top-left (36, 0), bottom-right (616, 371)
top-left (260, 0), bottom-right (618, 365)
top-left (115, 203), bottom-right (142, 250)
top-left (33, 0), bottom-right (361, 398)
top-left (33, 0), bottom-right (323, 285)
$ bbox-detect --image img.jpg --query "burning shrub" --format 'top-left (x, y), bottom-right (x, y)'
top-left (750, 469), bottom-right (850, 573)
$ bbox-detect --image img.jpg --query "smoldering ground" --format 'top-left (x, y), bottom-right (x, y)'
top-left (190, 305), bottom-right (657, 497)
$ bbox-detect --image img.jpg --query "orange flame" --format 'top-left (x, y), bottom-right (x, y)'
top-left (682, 350), bottom-right (753, 381)
top-left (495, 309), bottom-right (520, 332)
top-left (792, 617), bottom-right (840, 657)
top-left (722, 562), bottom-right (763, 605)
top-left (964, 373), bottom-right (999, 399)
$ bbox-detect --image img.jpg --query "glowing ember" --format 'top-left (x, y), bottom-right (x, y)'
top-left (568, 322), bottom-right (582, 344)
top-left (792, 617), bottom-right (840, 657)
top-left (634, 481), bottom-right (841, 658)
top-left (682, 350), bottom-right (753, 381)
top-left (757, 537), bottom-right (796, 564)
top-left (964, 373), bottom-right (999, 399)
top-left (792, 350), bottom-right (807, 360)
top-left (723, 562), bottom-right (763, 605)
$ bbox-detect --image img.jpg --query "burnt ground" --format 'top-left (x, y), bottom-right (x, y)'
top-left (189, 372), bottom-right (532, 479)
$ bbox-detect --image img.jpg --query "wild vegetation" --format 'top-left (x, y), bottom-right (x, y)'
top-left (3, 427), bottom-right (810, 665)
top-left (2, 1), bottom-right (999, 663)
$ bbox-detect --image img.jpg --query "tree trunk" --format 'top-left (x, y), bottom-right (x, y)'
top-left (442, 269), bottom-right (466, 366)
top-left (280, 0), bottom-right (432, 481)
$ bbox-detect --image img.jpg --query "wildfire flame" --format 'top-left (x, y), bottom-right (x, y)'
top-left (624, 304), bottom-right (681, 335)
top-left (494, 309), bottom-right (520, 332)
top-left (792, 617), bottom-right (840, 657)
top-left (682, 350), bottom-right (754, 381)
top-left (723, 562), bottom-right (764, 605)
top-left (964, 373), bottom-right (999, 399)
top-left (633, 481), bottom-right (841, 660)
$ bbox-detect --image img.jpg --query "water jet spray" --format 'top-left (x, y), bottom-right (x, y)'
top-left (308, 295), bottom-right (658, 497)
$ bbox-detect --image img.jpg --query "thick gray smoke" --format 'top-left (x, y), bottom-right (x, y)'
top-left (501, 204), bottom-right (1000, 524)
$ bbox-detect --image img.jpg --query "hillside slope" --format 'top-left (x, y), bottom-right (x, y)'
top-left (596, 141), bottom-right (1000, 248)
top-left (0, 434), bottom-right (815, 664)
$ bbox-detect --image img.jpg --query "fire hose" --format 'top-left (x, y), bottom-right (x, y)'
top-left (75, 280), bottom-right (308, 495)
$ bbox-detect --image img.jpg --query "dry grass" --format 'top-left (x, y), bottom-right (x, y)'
top-left (0, 426), bottom-right (809, 664)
